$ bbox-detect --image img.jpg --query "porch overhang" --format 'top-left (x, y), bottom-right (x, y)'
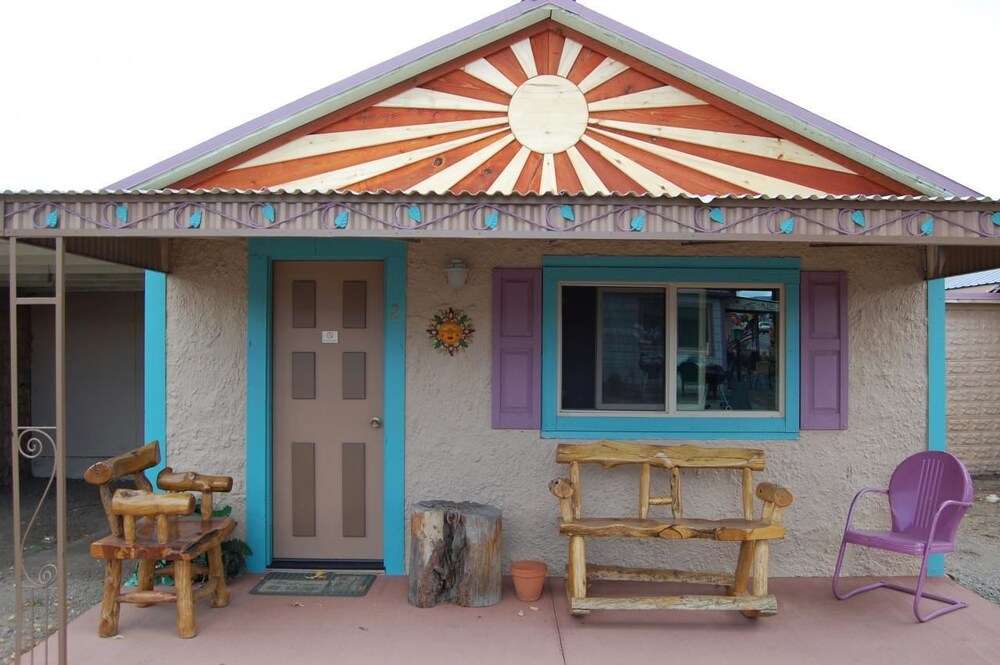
top-left (3, 191), bottom-right (999, 278)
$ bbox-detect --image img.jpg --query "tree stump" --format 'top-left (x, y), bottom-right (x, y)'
top-left (408, 501), bottom-right (502, 608)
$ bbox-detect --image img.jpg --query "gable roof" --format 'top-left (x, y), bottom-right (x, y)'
top-left (109, 0), bottom-right (980, 197)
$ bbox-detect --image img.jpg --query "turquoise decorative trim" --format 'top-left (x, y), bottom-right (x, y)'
top-left (709, 207), bottom-right (725, 224)
top-left (541, 257), bottom-right (800, 439)
top-left (920, 218), bottom-right (935, 236)
top-left (143, 271), bottom-right (167, 487)
top-left (262, 203), bottom-right (276, 225)
top-left (484, 211), bottom-right (499, 230)
top-left (927, 278), bottom-right (947, 576)
top-left (407, 205), bottom-right (422, 224)
top-left (780, 218), bottom-right (796, 234)
top-left (45, 210), bottom-right (59, 228)
top-left (334, 210), bottom-right (349, 229)
top-left (559, 204), bottom-right (575, 221)
top-left (246, 239), bottom-right (407, 574)
top-left (850, 210), bottom-right (866, 227)
top-left (629, 214), bottom-right (645, 232)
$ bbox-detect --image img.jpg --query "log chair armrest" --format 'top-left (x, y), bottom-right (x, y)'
top-left (755, 483), bottom-right (793, 508)
top-left (755, 482), bottom-right (794, 524)
top-left (549, 478), bottom-right (576, 523)
top-left (83, 441), bottom-right (160, 487)
top-left (111, 489), bottom-right (195, 545)
top-left (157, 467), bottom-right (234, 522)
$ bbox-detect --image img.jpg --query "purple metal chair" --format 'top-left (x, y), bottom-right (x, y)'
top-left (832, 451), bottom-right (973, 622)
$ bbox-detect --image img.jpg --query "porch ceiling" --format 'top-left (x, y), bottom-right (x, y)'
top-left (3, 191), bottom-right (998, 278)
top-left (0, 239), bottom-right (149, 289)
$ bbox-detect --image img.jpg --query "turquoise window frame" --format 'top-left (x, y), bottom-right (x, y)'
top-left (541, 256), bottom-right (800, 440)
top-left (246, 239), bottom-right (407, 574)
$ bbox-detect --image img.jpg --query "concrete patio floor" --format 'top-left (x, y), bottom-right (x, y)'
top-left (43, 574), bottom-right (1000, 665)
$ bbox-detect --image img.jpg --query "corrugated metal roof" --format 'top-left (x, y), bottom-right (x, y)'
top-left (4, 190), bottom-right (1000, 203)
top-left (103, 0), bottom-right (982, 198)
top-left (945, 268), bottom-right (1000, 289)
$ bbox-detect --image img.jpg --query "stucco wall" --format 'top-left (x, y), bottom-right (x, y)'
top-left (946, 303), bottom-right (1000, 475)
top-left (163, 238), bottom-right (930, 577)
top-left (405, 240), bottom-right (928, 578)
top-left (165, 239), bottom-right (249, 532)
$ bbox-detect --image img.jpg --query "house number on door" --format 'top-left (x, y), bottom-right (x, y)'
top-left (322, 330), bottom-right (339, 344)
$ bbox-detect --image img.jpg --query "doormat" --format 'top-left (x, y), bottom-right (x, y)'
top-left (250, 571), bottom-right (376, 597)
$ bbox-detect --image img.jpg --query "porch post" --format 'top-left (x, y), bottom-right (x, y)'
top-left (927, 278), bottom-right (946, 576)
top-left (9, 239), bottom-right (23, 661)
top-left (54, 238), bottom-right (67, 662)
top-left (144, 271), bottom-right (167, 484)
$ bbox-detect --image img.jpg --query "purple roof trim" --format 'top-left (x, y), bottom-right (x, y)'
top-left (110, 0), bottom-right (981, 196)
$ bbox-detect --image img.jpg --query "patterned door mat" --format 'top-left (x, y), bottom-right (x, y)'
top-left (250, 571), bottom-right (376, 597)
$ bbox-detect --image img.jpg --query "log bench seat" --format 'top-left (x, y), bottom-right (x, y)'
top-left (84, 442), bottom-right (236, 638)
top-left (550, 441), bottom-right (793, 617)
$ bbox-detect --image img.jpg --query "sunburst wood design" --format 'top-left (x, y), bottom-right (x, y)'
top-left (195, 31), bottom-right (902, 197)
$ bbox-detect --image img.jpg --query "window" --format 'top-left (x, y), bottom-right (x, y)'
top-left (560, 285), bottom-right (781, 415)
top-left (542, 258), bottom-right (800, 439)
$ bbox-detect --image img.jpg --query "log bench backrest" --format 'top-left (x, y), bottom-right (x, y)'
top-left (83, 441), bottom-right (161, 537)
top-left (554, 441), bottom-right (766, 521)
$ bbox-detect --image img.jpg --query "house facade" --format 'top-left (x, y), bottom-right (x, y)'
top-left (4, 0), bottom-right (999, 578)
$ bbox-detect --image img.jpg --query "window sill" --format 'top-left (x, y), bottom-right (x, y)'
top-left (541, 415), bottom-right (799, 440)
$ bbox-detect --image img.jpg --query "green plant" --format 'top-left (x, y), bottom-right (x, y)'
top-left (192, 504), bottom-right (253, 581)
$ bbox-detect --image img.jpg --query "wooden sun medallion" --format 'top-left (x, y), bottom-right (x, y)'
top-left (188, 28), bottom-right (905, 197)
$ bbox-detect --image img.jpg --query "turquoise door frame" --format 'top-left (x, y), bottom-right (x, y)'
top-left (245, 239), bottom-right (407, 574)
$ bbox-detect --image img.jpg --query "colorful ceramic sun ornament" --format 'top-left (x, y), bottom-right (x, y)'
top-left (427, 308), bottom-right (475, 356)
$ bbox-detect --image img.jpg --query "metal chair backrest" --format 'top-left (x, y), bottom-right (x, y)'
top-left (888, 451), bottom-right (973, 543)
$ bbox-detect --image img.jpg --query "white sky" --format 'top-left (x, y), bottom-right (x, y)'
top-left (2, 0), bottom-right (997, 195)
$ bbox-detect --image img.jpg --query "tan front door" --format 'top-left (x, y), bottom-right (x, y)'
top-left (271, 261), bottom-right (384, 562)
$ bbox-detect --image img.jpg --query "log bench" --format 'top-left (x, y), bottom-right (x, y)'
top-left (549, 441), bottom-right (793, 617)
top-left (83, 442), bottom-right (236, 638)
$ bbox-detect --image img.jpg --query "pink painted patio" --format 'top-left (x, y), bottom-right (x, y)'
top-left (44, 575), bottom-right (1000, 664)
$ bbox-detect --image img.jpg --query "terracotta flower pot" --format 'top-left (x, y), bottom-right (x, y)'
top-left (510, 560), bottom-right (548, 602)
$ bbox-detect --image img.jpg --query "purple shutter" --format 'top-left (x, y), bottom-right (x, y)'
top-left (800, 271), bottom-right (848, 430)
top-left (492, 269), bottom-right (541, 429)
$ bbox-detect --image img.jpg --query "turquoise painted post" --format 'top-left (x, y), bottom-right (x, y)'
top-left (246, 250), bottom-right (272, 572)
top-left (927, 278), bottom-right (946, 576)
top-left (143, 271), bottom-right (167, 487)
top-left (381, 250), bottom-right (407, 575)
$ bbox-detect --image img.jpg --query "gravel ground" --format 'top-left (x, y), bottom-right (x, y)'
top-left (2, 475), bottom-right (999, 662)
top-left (949, 474), bottom-right (1000, 605)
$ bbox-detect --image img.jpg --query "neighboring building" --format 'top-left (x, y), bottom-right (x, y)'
top-left (945, 269), bottom-right (1000, 475)
top-left (3, 0), bottom-right (999, 578)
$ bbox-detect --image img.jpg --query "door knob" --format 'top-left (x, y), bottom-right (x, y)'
top-left (370, 417), bottom-right (382, 430)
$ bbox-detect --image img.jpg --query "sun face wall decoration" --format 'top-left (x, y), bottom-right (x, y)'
top-left (427, 308), bottom-right (475, 356)
top-left (194, 27), bottom-right (901, 197)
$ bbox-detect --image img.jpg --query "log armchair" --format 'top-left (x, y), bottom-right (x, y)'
top-left (84, 442), bottom-right (236, 638)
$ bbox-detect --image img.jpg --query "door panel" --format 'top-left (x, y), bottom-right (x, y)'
top-left (272, 261), bottom-right (384, 561)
